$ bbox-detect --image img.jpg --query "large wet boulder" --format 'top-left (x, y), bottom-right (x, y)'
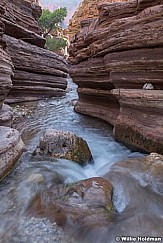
top-left (0, 126), bottom-right (25, 180)
top-left (33, 129), bottom-right (93, 165)
top-left (27, 177), bottom-right (114, 236)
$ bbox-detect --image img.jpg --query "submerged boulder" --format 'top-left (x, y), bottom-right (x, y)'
top-left (33, 129), bottom-right (93, 165)
top-left (0, 126), bottom-right (25, 180)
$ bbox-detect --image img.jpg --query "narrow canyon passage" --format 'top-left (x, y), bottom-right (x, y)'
top-left (0, 0), bottom-right (163, 242)
top-left (0, 80), bottom-right (162, 243)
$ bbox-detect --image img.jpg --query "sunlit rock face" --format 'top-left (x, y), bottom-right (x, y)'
top-left (67, 0), bottom-right (128, 40)
top-left (0, 0), bottom-right (68, 103)
top-left (69, 0), bottom-right (163, 154)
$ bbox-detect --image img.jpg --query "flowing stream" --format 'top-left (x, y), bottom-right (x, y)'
top-left (0, 79), bottom-right (162, 243)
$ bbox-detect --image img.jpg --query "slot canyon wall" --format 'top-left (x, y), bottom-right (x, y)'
top-left (0, 0), bottom-right (68, 179)
top-left (1, 0), bottom-right (68, 103)
top-left (0, 7), bottom-right (24, 179)
top-left (67, 0), bottom-right (128, 41)
top-left (69, 0), bottom-right (163, 154)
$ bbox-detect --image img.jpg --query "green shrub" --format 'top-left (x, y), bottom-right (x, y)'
top-left (45, 37), bottom-right (67, 51)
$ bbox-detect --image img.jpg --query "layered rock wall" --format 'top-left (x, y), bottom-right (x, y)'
top-left (0, 0), bottom-right (68, 103)
top-left (4, 35), bottom-right (67, 102)
top-left (69, 0), bottom-right (163, 154)
top-left (67, 0), bottom-right (127, 40)
top-left (0, 11), bottom-right (13, 126)
top-left (0, 9), bottom-right (24, 179)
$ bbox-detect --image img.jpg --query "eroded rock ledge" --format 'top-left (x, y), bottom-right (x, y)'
top-left (0, 6), bottom-right (24, 179)
top-left (69, 0), bottom-right (163, 154)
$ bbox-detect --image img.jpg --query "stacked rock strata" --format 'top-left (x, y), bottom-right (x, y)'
top-left (69, 0), bottom-right (163, 154)
top-left (0, 7), bottom-right (13, 126)
top-left (0, 0), bottom-right (68, 103)
top-left (0, 9), bottom-right (24, 179)
top-left (67, 0), bottom-right (128, 41)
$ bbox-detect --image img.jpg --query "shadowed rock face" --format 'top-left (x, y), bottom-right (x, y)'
top-left (0, 46), bottom-right (13, 110)
top-left (0, 19), bottom-right (25, 180)
top-left (69, 0), bottom-right (163, 154)
top-left (0, 16), bottom-right (13, 126)
top-left (0, 0), bottom-right (68, 103)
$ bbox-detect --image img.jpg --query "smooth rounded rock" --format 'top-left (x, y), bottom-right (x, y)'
top-left (0, 126), bottom-right (25, 180)
top-left (33, 129), bottom-right (93, 165)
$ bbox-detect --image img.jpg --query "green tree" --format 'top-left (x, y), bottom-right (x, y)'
top-left (39, 7), bottom-right (67, 38)
top-left (45, 37), bottom-right (67, 52)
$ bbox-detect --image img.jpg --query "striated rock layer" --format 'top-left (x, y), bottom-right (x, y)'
top-left (67, 0), bottom-right (127, 41)
top-left (0, 0), bottom-right (68, 103)
top-left (0, 11), bottom-right (24, 179)
top-left (4, 35), bottom-right (68, 103)
top-left (69, 0), bottom-right (163, 154)
top-left (0, 15), bottom-right (13, 126)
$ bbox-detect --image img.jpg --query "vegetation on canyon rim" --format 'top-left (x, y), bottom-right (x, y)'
top-left (39, 7), bottom-right (68, 51)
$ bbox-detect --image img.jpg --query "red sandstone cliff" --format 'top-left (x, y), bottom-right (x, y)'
top-left (69, 0), bottom-right (163, 154)
top-left (67, 0), bottom-right (127, 40)
top-left (0, 0), bottom-right (68, 103)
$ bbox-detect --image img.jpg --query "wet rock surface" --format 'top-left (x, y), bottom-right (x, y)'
top-left (107, 153), bottom-right (163, 195)
top-left (27, 177), bottom-right (114, 238)
top-left (0, 126), bottom-right (25, 180)
top-left (69, 0), bottom-right (163, 154)
top-left (33, 129), bottom-right (93, 165)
